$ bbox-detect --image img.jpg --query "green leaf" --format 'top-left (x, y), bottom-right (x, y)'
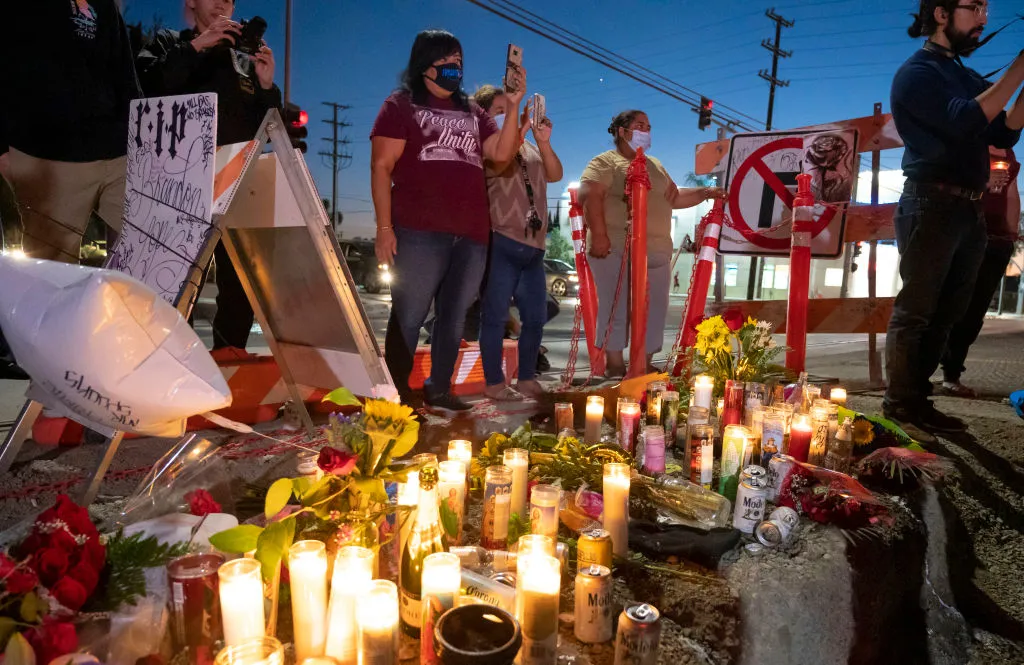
top-left (511, 422), bottom-right (532, 449)
top-left (3, 632), bottom-right (33, 665)
top-left (292, 477), bottom-right (312, 498)
top-left (209, 524), bottom-right (264, 554)
top-left (350, 478), bottom-right (389, 506)
top-left (91, 530), bottom-right (190, 611)
top-left (18, 593), bottom-right (45, 623)
top-left (257, 518), bottom-right (295, 582)
top-left (265, 477), bottom-right (295, 519)
top-left (322, 387), bottom-right (362, 407)
top-left (0, 618), bottom-right (17, 649)
top-left (301, 475), bottom-right (338, 507)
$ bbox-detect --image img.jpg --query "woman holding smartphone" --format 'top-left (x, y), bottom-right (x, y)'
top-left (580, 110), bottom-right (724, 378)
top-left (370, 30), bottom-right (525, 412)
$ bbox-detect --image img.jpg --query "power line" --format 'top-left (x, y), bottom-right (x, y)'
top-left (320, 102), bottom-right (353, 233)
top-left (463, 0), bottom-right (760, 131)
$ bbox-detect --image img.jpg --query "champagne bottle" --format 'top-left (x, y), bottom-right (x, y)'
top-left (399, 465), bottom-right (447, 638)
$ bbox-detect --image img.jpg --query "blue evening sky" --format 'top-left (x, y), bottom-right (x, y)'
top-left (123, 0), bottom-right (1024, 236)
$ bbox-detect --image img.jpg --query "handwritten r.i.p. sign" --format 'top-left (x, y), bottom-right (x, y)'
top-left (107, 93), bottom-right (219, 304)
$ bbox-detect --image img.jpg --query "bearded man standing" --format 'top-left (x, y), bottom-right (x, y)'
top-left (884, 0), bottom-right (1024, 443)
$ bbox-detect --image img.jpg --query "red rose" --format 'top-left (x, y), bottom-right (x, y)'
top-left (317, 446), bottom-right (358, 476)
top-left (27, 621), bottom-right (78, 664)
top-left (46, 526), bottom-right (81, 553)
top-left (6, 568), bottom-right (39, 595)
top-left (34, 547), bottom-right (69, 586)
top-left (82, 538), bottom-right (106, 570)
top-left (69, 562), bottom-right (99, 596)
top-left (721, 307), bottom-right (744, 332)
top-left (51, 576), bottom-right (87, 611)
top-left (185, 489), bottom-right (222, 517)
top-left (0, 552), bottom-right (15, 577)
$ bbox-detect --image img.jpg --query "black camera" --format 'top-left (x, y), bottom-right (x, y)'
top-left (234, 16), bottom-right (267, 55)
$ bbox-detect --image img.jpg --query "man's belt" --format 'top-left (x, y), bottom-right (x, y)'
top-left (905, 181), bottom-right (985, 201)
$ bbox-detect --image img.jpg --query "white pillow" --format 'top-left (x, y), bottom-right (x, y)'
top-left (0, 257), bottom-right (231, 437)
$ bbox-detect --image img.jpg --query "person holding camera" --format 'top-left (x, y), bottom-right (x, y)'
top-left (580, 110), bottom-right (725, 378)
top-left (137, 0), bottom-right (282, 353)
top-left (1, 1), bottom-right (141, 263)
top-left (884, 0), bottom-right (1024, 442)
top-left (473, 84), bottom-right (563, 401)
top-left (371, 30), bottom-right (526, 413)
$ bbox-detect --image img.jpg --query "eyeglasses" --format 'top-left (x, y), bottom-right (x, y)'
top-left (955, 3), bottom-right (989, 18)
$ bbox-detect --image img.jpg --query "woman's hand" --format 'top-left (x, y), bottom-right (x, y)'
top-left (703, 186), bottom-right (728, 200)
top-left (252, 45), bottom-right (275, 90)
top-left (190, 16), bottom-right (241, 52)
top-left (375, 227), bottom-right (397, 266)
top-left (505, 65), bottom-right (527, 108)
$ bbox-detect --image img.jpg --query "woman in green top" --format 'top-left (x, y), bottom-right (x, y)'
top-left (579, 110), bottom-right (724, 377)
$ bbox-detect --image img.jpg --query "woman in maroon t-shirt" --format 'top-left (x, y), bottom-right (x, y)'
top-left (370, 30), bottom-right (525, 412)
top-left (940, 147), bottom-right (1021, 397)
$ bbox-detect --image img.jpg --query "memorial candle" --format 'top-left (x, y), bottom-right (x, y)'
top-left (554, 402), bottom-right (575, 433)
top-left (829, 387), bottom-right (847, 408)
top-left (325, 546), bottom-right (374, 665)
top-left (584, 396), bottom-right (605, 444)
top-left (218, 558), bottom-right (265, 648)
top-left (397, 471), bottom-right (419, 558)
top-left (517, 554), bottom-right (561, 665)
top-left (788, 414), bottom-right (813, 463)
top-left (693, 375), bottom-right (714, 411)
top-left (438, 461), bottom-right (467, 546)
top-left (503, 448), bottom-right (529, 520)
top-left (289, 540), bottom-right (329, 661)
top-left (358, 580), bottom-right (399, 665)
top-left (529, 484), bottom-right (561, 541)
top-left (447, 440), bottom-right (472, 486)
top-left (603, 463), bottom-right (630, 558)
top-left (616, 400), bottom-right (641, 453)
top-left (420, 553), bottom-right (461, 665)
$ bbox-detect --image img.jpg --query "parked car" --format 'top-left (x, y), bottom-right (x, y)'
top-left (544, 258), bottom-right (579, 298)
top-left (339, 240), bottom-right (391, 294)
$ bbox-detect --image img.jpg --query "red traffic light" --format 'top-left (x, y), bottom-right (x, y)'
top-left (705, 100), bottom-right (714, 110)
top-left (293, 110), bottom-right (309, 127)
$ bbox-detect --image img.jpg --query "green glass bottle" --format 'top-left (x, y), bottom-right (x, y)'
top-left (399, 465), bottom-right (447, 637)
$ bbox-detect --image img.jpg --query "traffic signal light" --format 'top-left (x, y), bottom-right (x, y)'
top-left (698, 97), bottom-right (713, 131)
top-left (283, 102), bottom-right (309, 153)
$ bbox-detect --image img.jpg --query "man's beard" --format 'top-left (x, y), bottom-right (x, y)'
top-left (944, 22), bottom-right (982, 56)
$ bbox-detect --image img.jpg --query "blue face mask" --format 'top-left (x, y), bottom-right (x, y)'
top-left (628, 130), bottom-right (651, 152)
top-left (431, 64), bottom-right (463, 93)
top-left (494, 113), bottom-right (506, 129)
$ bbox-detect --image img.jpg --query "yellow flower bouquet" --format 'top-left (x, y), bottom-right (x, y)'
top-left (690, 310), bottom-right (788, 394)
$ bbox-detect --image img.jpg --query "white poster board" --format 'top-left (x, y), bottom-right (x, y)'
top-left (106, 93), bottom-right (218, 303)
top-left (719, 129), bottom-right (859, 258)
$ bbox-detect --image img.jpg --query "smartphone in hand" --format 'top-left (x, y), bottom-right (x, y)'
top-left (504, 44), bottom-right (523, 94)
top-left (532, 93), bottom-right (546, 127)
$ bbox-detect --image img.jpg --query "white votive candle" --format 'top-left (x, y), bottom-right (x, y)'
top-left (603, 463), bottom-right (631, 558)
top-left (358, 580), bottom-right (399, 665)
top-left (503, 448), bottom-right (530, 520)
top-left (693, 375), bottom-right (714, 411)
top-left (584, 396), bottom-right (605, 445)
top-left (218, 558), bottom-right (265, 648)
top-left (518, 554), bottom-right (561, 665)
top-left (530, 484), bottom-right (561, 541)
top-left (447, 439), bottom-right (472, 486)
top-left (325, 546), bottom-right (374, 664)
top-left (829, 387), bottom-right (848, 408)
top-left (420, 552), bottom-right (461, 664)
top-left (289, 540), bottom-right (329, 661)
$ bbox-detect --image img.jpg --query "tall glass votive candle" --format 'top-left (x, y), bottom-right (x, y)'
top-left (584, 396), bottom-right (605, 444)
top-left (289, 540), bottom-right (329, 661)
top-left (218, 557), bottom-right (265, 648)
top-left (503, 448), bottom-right (529, 520)
top-left (358, 580), bottom-right (399, 665)
top-left (603, 463), bottom-right (630, 558)
top-left (325, 546), bottom-right (374, 664)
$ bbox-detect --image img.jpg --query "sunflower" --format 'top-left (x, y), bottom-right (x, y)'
top-left (851, 418), bottom-right (876, 448)
top-left (364, 398), bottom-right (419, 458)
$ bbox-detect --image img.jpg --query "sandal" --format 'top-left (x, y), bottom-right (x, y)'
top-left (940, 382), bottom-right (977, 398)
top-left (516, 380), bottom-right (546, 399)
top-left (484, 385), bottom-right (525, 402)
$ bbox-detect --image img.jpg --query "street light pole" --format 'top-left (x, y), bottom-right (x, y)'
top-left (284, 0), bottom-right (292, 103)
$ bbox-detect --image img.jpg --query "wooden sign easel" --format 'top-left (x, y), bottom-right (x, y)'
top-left (0, 105), bottom-right (392, 505)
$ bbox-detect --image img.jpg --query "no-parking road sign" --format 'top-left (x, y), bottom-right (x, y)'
top-left (720, 130), bottom-right (859, 257)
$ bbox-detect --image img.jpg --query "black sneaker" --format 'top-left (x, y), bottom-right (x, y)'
top-left (920, 404), bottom-right (967, 432)
top-left (883, 410), bottom-right (938, 445)
top-left (424, 391), bottom-right (472, 415)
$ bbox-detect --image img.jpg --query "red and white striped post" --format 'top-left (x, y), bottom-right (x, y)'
top-left (626, 148), bottom-right (651, 379)
top-left (785, 173), bottom-right (814, 373)
top-left (568, 185), bottom-right (605, 377)
top-left (671, 199), bottom-right (725, 377)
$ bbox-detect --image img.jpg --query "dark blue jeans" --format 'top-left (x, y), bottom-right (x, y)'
top-left (480, 232), bottom-right (547, 386)
top-left (883, 189), bottom-right (987, 414)
top-left (384, 227), bottom-right (487, 397)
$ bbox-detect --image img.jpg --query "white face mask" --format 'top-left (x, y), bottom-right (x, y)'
top-left (494, 113), bottom-right (506, 129)
top-left (628, 129), bottom-right (651, 152)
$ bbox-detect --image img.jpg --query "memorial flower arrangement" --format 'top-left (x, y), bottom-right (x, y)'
top-left (690, 310), bottom-right (788, 393)
top-left (210, 388), bottom-right (421, 579)
top-left (777, 463), bottom-right (888, 531)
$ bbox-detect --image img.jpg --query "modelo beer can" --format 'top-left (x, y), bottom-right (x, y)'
top-left (740, 465), bottom-right (767, 486)
top-left (613, 603), bottom-right (662, 665)
top-left (766, 454), bottom-right (797, 503)
top-left (577, 528), bottom-right (613, 570)
top-left (732, 474), bottom-right (768, 534)
top-left (755, 506), bottom-right (799, 547)
top-left (574, 564), bottom-right (614, 643)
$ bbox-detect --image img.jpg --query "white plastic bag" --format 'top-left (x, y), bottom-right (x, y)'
top-left (0, 257), bottom-right (231, 437)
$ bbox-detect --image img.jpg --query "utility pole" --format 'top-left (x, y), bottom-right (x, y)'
top-left (284, 0), bottom-right (292, 102)
top-left (320, 102), bottom-right (352, 233)
top-left (748, 7), bottom-right (794, 300)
